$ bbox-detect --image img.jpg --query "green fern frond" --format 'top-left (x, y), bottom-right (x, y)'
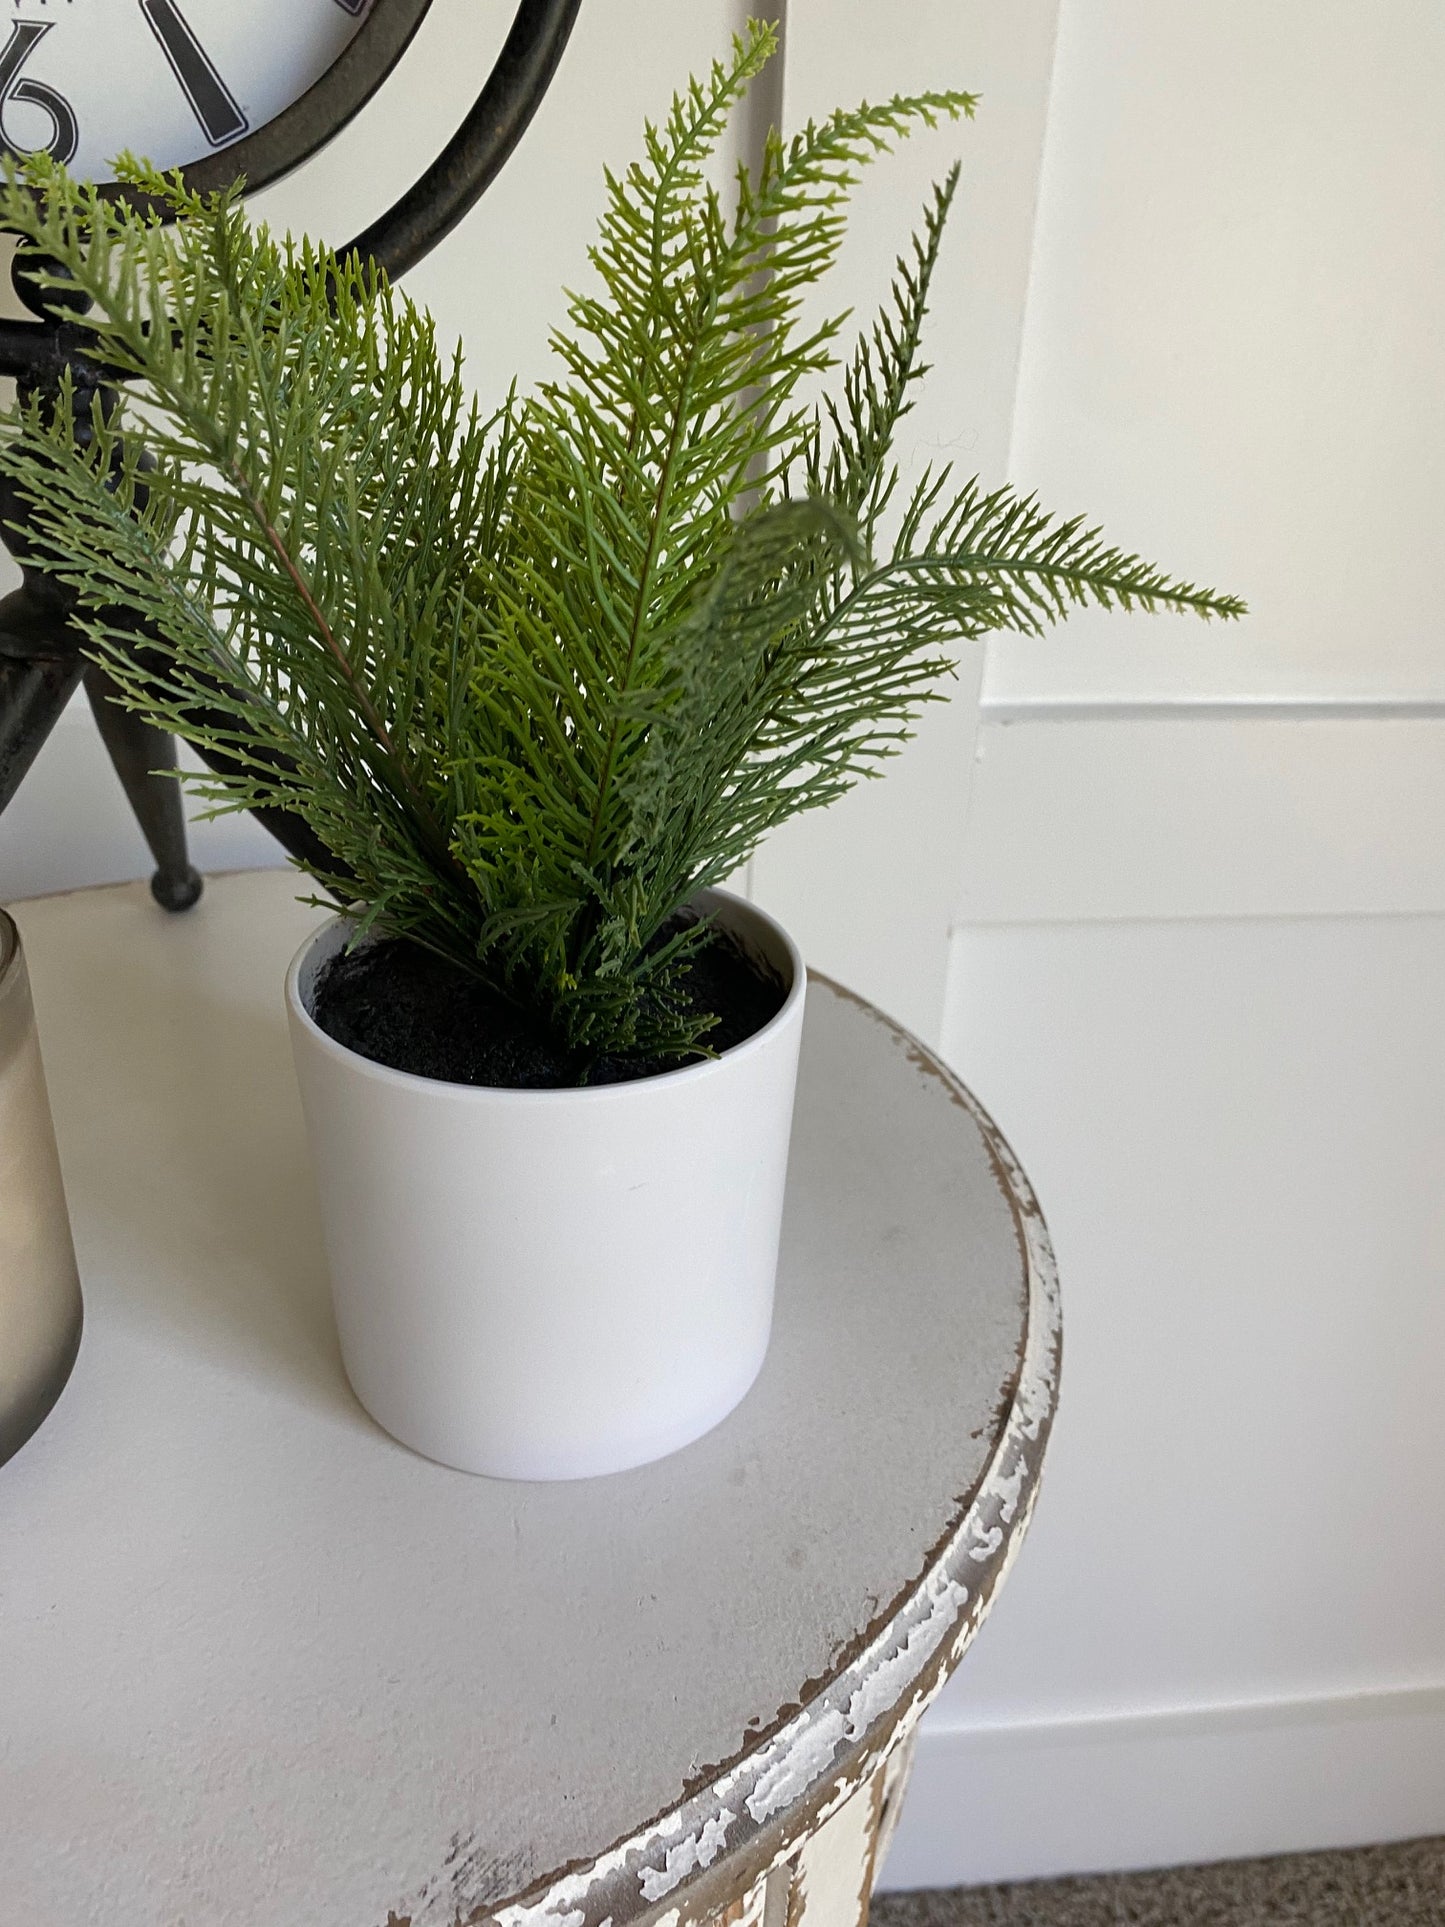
top-left (801, 163), bottom-right (961, 543)
top-left (0, 21), bottom-right (1242, 1073)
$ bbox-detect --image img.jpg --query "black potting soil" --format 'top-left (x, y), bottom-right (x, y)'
top-left (310, 923), bottom-right (788, 1089)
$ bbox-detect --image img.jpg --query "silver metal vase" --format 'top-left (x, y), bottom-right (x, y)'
top-left (0, 908), bottom-right (82, 1468)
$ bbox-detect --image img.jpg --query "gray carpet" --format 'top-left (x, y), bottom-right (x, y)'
top-left (873, 1836), bottom-right (1445, 1925)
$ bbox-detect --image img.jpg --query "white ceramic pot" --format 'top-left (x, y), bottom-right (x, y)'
top-left (285, 889), bottom-right (805, 1480)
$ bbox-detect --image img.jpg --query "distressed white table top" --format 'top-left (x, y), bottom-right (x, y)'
top-left (0, 871), bottom-right (1059, 1927)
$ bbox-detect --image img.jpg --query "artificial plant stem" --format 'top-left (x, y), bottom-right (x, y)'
top-left (579, 392), bottom-right (691, 874)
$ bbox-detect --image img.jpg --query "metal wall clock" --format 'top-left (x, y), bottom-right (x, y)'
top-left (0, 0), bottom-right (418, 184)
top-left (0, 0), bottom-right (580, 904)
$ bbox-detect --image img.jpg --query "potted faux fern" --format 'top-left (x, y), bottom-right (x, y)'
top-left (0, 23), bottom-right (1240, 1479)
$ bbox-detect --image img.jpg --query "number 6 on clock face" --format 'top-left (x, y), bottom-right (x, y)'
top-left (0, 0), bottom-right (373, 179)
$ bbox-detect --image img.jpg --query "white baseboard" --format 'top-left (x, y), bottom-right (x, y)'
top-left (878, 1683), bottom-right (1445, 1891)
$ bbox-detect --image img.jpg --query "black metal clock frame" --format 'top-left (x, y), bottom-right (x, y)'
top-left (0, 0), bottom-right (580, 905)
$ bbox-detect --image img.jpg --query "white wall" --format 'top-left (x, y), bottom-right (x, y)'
top-left (987, 0), bottom-right (1445, 710)
top-left (879, 0), bottom-right (1445, 1890)
top-left (746, 0), bottom-right (1056, 1037)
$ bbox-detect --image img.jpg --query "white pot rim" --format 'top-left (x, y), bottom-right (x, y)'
top-left (284, 884), bottom-right (806, 1106)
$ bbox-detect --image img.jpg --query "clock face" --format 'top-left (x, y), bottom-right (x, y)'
top-left (0, 0), bottom-right (384, 183)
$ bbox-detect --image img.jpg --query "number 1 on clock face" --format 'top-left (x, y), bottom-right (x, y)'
top-left (139, 0), bottom-right (365, 146)
top-left (138, 0), bottom-right (247, 147)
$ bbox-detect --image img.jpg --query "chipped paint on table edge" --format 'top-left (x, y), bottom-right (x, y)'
top-left (392, 973), bottom-right (1063, 1927)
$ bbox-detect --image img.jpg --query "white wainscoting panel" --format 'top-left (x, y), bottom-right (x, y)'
top-left (987, 0), bottom-right (1445, 709)
top-left (959, 712), bottom-right (1445, 926)
top-left (875, 836), bottom-right (1445, 1886)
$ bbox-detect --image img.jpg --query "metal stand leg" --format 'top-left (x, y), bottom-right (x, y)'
top-left (84, 665), bottom-right (203, 912)
top-left (0, 650), bottom-right (84, 814)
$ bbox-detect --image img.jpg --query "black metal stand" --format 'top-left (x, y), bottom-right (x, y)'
top-left (0, 0), bottom-right (580, 907)
top-left (0, 623), bottom-right (202, 909)
top-left (83, 665), bottom-right (202, 910)
top-left (0, 294), bottom-right (201, 906)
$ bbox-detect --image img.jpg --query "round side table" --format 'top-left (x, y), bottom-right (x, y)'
top-left (0, 871), bottom-right (1059, 1927)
